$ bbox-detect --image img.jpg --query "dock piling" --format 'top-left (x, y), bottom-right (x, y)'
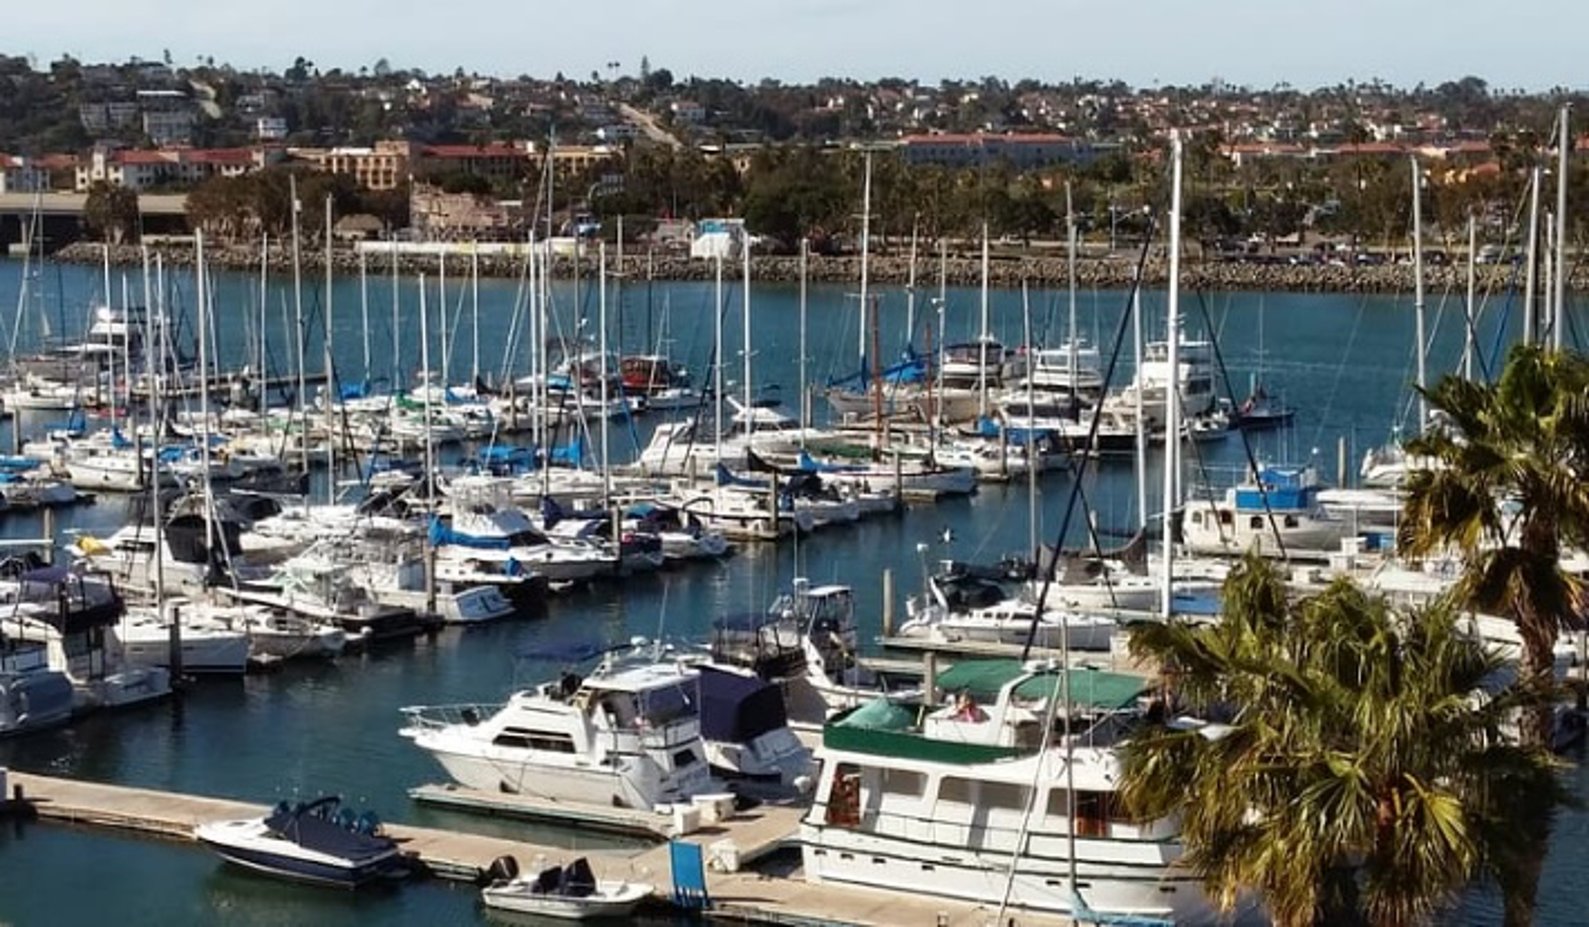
top-left (881, 568), bottom-right (895, 637)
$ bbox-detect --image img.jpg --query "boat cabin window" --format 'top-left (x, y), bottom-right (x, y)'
top-left (1249, 516), bottom-right (1264, 530)
top-left (1048, 789), bottom-right (1118, 837)
top-left (826, 763), bottom-right (862, 826)
top-left (492, 727), bottom-right (577, 753)
top-left (879, 767), bottom-right (926, 799)
top-left (939, 776), bottom-right (975, 806)
top-left (980, 780), bottom-right (1031, 812)
top-left (1190, 512), bottom-right (1203, 526)
top-left (1218, 511), bottom-right (1233, 526)
top-left (1284, 515), bottom-right (1299, 528)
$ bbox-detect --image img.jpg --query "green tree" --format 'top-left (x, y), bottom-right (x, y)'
top-left (1399, 344), bottom-right (1589, 924)
top-left (83, 182), bottom-right (140, 244)
top-left (1122, 555), bottom-right (1564, 927)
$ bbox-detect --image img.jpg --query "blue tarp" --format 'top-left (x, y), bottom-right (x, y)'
top-left (428, 516), bottom-right (511, 550)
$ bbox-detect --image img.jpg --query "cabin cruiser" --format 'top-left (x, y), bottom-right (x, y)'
top-left (900, 560), bottom-right (1116, 651)
top-left (638, 400), bottom-right (808, 475)
top-left (714, 580), bottom-right (915, 725)
top-left (400, 645), bottom-right (714, 810)
top-left (0, 636), bottom-right (75, 735)
top-left (691, 662), bottom-right (816, 790)
top-left (115, 598), bottom-right (253, 675)
top-left (0, 563), bottom-right (170, 710)
top-left (196, 796), bottom-right (406, 888)
top-left (802, 660), bottom-right (1226, 923)
top-left (228, 549), bottom-right (432, 644)
top-left (1106, 337), bottom-right (1217, 433)
top-left (436, 478), bottom-right (618, 584)
top-left (1182, 466), bottom-right (1349, 559)
top-left (621, 503), bottom-right (731, 563)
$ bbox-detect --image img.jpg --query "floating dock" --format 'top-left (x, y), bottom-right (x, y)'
top-left (6, 771), bottom-right (1057, 925)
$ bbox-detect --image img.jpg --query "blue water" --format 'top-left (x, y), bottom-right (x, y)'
top-left (0, 257), bottom-right (1568, 925)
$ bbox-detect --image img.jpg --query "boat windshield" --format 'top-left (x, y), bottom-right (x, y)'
top-left (639, 683), bottom-right (696, 727)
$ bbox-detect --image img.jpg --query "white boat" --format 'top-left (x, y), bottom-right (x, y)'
top-left (0, 638), bottom-right (75, 736)
top-left (400, 648), bottom-right (714, 810)
top-left (802, 660), bottom-right (1228, 923)
top-left (234, 609), bottom-right (347, 660)
top-left (900, 562), bottom-right (1116, 651)
top-left (481, 857), bottom-right (652, 921)
top-left (1182, 465), bottom-right (1349, 559)
top-left (195, 796), bottom-right (406, 888)
top-left (115, 600), bottom-right (252, 674)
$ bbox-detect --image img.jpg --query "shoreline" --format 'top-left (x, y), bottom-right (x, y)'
top-left (36, 241), bottom-right (1564, 295)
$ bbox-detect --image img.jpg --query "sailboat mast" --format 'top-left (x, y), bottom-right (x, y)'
top-left (1160, 132), bottom-right (1184, 620)
top-left (858, 152), bottom-right (873, 370)
top-left (289, 175), bottom-right (310, 490)
top-left (439, 252), bottom-right (449, 388)
top-left (799, 237), bottom-right (809, 442)
top-left (1554, 104), bottom-right (1571, 351)
top-left (360, 246), bottom-right (371, 384)
top-left (471, 248), bottom-right (481, 386)
top-left (259, 234), bottom-right (270, 418)
top-left (323, 195), bottom-right (337, 504)
top-left (418, 273), bottom-right (437, 614)
top-left (1411, 156), bottom-right (1427, 434)
top-left (1465, 214), bottom-right (1477, 379)
top-left (1066, 182), bottom-right (1078, 407)
top-left (979, 224), bottom-right (990, 419)
top-left (598, 243), bottom-right (612, 502)
top-left (141, 246), bottom-right (166, 606)
top-left (714, 253), bottom-right (724, 465)
top-left (905, 220), bottom-right (918, 347)
top-left (196, 230), bottom-right (216, 561)
top-left (743, 234), bottom-right (753, 416)
top-left (390, 238), bottom-right (400, 387)
top-left (103, 245), bottom-right (115, 432)
top-left (1133, 268), bottom-right (1148, 532)
top-left (937, 239), bottom-right (948, 436)
top-left (1023, 280), bottom-right (1037, 560)
top-left (1524, 166), bottom-right (1542, 345)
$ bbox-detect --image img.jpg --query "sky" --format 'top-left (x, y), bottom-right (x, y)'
top-left (7, 0), bottom-right (1586, 91)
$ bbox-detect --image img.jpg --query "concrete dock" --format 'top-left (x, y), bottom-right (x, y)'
top-left (4, 771), bottom-right (1054, 925)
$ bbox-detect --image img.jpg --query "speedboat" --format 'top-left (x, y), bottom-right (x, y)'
top-left (481, 856), bottom-right (652, 920)
top-left (195, 796), bottom-right (407, 888)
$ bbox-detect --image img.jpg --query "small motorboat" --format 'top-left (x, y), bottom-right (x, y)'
top-left (480, 856), bottom-right (652, 921)
top-left (194, 795), bottom-right (407, 888)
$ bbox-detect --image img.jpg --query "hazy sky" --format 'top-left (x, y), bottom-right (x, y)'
top-left (8, 1), bottom-right (1585, 90)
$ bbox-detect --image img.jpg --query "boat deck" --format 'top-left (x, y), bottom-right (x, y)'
top-left (3, 771), bottom-right (1046, 924)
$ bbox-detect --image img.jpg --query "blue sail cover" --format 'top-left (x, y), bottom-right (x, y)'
top-left (427, 516), bottom-right (511, 550)
top-left (826, 350), bottom-right (928, 389)
top-left (549, 436), bottom-right (587, 467)
top-left (714, 464), bottom-right (768, 489)
top-left (697, 665), bottom-right (788, 743)
top-left (339, 381), bottom-right (371, 401)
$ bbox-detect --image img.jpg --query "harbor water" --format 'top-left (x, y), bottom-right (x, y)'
top-left (0, 257), bottom-right (1576, 925)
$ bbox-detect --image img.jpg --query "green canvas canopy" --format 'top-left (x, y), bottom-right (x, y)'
top-left (935, 659), bottom-right (1146, 711)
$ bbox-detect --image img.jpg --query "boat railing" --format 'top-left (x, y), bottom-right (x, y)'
top-left (398, 701), bottom-right (506, 731)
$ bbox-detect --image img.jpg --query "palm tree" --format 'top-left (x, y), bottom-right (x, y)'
top-left (1121, 554), bottom-right (1563, 927)
top-left (1398, 343), bottom-right (1589, 924)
